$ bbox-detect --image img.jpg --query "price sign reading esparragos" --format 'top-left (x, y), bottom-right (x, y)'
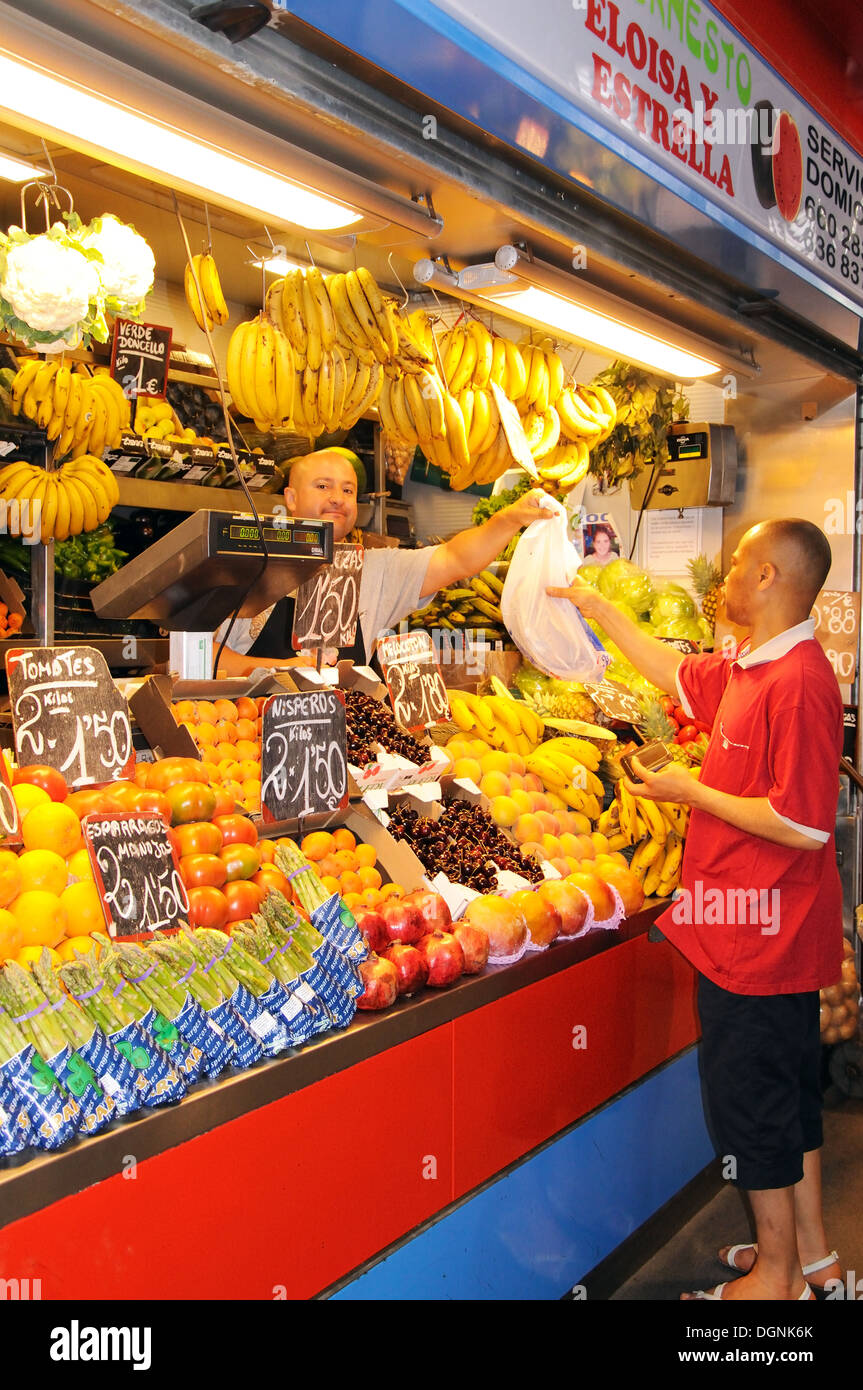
top-left (291, 544), bottom-right (363, 651)
top-left (83, 813), bottom-right (188, 940)
top-left (5, 646), bottom-right (135, 788)
top-left (260, 690), bottom-right (348, 822)
top-left (812, 590), bottom-right (861, 684)
top-left (378, 631), bottom-right (451, 733)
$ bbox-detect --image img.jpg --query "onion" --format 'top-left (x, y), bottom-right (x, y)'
top-left (822, 983), bottom-right (844, 1006)
top-left (823, 1025), bottom-right (840, 1044)
top-left (820, 1004), bottom-right (832, 1031)
top-left (839, 1017), bottom-right (859, 1040)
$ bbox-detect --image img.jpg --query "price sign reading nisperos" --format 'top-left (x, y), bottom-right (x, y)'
top-left (260, 690), bottom-right (348, 822)
top-left (813, 590), bottom-right (861, 684)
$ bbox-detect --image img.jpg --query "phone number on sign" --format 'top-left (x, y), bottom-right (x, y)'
top-left (803, 198), bottom-right (863, 287)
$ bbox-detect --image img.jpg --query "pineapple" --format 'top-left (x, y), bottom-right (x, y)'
top-left (512, 663), bottom-right (598, 720)
top-left (637, 697), bottom-right (689, 764)
top-left (688, 554), bottom-right (724, 632)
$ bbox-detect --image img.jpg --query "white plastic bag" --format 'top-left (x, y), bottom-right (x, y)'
top-left (501, 494), bottom-right (610, 682)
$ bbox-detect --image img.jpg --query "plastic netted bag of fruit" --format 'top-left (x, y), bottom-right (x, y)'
top-left (501, 494), bottom-right (610, 682)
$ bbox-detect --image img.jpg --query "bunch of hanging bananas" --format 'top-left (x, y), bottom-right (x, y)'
top-left (10, 359), bottom-right (131, 460)
top-left (437, 320), bottom-right (530, 399)
top-left (409, 568), bottom-right (508, 642)
top-left (225, 313), bottom-right (296, 432)
top-left (596, 781), bottom-right (690, 897)
top-left (448, 688), bottom-right (545, 758)
top-left (0, 454), bottom-right (119, 541)
top-left (556, 382), bottom-right (618, 450)
top-left (184, 253), bottom-right (229, 332)
top-left (525, 737), bottom-right (604, 819)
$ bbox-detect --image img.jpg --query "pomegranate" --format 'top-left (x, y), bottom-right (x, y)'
top-left (452, 920), bottom-right (490, 975)
top-left (402, 888), bottom-right (452, 933)
top-left (383, 941), bottom-right (429, 997)
top-left (356, 953), bottom-right (399, 1010)
top-left (417, 930), bottom-right (465, 987)
top-left (381, 898), bottom-right (425, 946)
top-left (356, 910), bottom-right (388, 955)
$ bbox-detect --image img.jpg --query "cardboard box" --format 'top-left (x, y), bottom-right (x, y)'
top-left (0, 569), bottom-right (26, 619)
top-left (128, 671), bottom-right (296, 761)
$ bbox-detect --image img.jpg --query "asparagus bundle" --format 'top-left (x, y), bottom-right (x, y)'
top-left (168, 930), bottom-right (264, 1068)
top-left (59, 956), bottom-right (186, 1108)
top-left (0, 985), bottom-right (79, 1152)
top-left (232, 918), bottom-right (323, 1043)
top-left (0, 1005), bottom-right (34, 1156)
top-left (32, 948), bottom-right (140, 1119)
top-left (112, 939), bottom-right (232, 1081)
top-left (261, 890), bottom-right (361, 1013)
top-left (189, 928), bottom-right (296, 1058)
top-left (0, 960), bottom-right (115, 1136)
top-left (275, 843), bottom-right (368, 965)
top-left (147, 935), bottom-right (261, 1074)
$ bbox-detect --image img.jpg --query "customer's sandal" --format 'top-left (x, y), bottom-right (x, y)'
top-left (685, 1280), bottom-right (815, 1301)
top-left (720, 1245), bottom-right (840, 1299)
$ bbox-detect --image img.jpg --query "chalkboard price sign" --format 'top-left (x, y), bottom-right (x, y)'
top-left (378, 631), bottom-right (451, 732)
top-left (0, 754), bottom-right (21, 848)
top-left (6, 646), bottom-right (135, 787)
top-left (260, 690), bottom-right (348, 822)
top-left (292, 544), bottom-right (363, 651)
top-left (583, 677), bottom-right (645, 725)
top-left (657, 637), bottom-right (700, 654)
top-left (83, 812), bottom-right (189, 939)
top-left (812, 589), bottom-right (860, 684)
top-left (111, 318), bottom-right (172, 401)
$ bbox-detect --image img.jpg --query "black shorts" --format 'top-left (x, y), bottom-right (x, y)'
top-left (697, 974), bottom-right (823, 1191)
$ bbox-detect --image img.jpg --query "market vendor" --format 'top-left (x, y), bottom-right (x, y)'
top-left (214, 448), bottom-right (549, 674)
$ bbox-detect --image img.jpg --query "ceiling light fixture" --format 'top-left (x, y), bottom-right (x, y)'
top-left (0, 151), bottom-right (49, 183)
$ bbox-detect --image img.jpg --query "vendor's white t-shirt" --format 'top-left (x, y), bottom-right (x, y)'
top-left (216, 545), bottom-right (438, 663)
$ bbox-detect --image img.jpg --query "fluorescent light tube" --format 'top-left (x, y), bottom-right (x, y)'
top-left (0, 152), bottom-right (48, 183)
top-left (0, 49), bottom-right (362, 232)
top-left (256, 253), bottom-right (308, 275)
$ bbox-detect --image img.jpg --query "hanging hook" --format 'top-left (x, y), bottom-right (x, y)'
top-left (304, 240), bottom-right (317, 268)
top-left (387, 252), bottom-right (410, 311)
top-left (204, 201), bottom-right (213, 255)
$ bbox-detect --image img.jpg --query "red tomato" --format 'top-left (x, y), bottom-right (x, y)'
top-left (258, 840), bottom-right (276, 865)
top-left (105, 781), bottom-right (142, 809)
top-left (12, 764), bottom-right (68, 802)
top-left (132, 790), bottom-right (172, 822)
top-left (253, 866), bottom-right (291, 898)
top-left (133, 762), bottom-right (150, 788)
top-left (148, 757), bottom-right (209, 792)
top-left (224, 879), bottom-right (264, 922)
top-left (165, 782), bottom-right (217, 826)
top-left (672, 706), bottom-right (689, 727)
top-left (66, 789), bottom-right (112, 820)
top-left (167, 827), bottom-right (184, 861)
top-left (180, 853), bottom-right (228, 890)
top-left (219, 843), bottom-right (261, 881)
top-left (209, 784), bottom-right (236, 818)
top-left (659, 697), bottom-right (675, 717)
top-left (213, 813), bottom-right (258, 848)
top-left (174, 821), bottom-right (223, 857)
top-left (675, 725), bottom-right (698, 744)
top-left (186, 885), bottom-right (229, 929)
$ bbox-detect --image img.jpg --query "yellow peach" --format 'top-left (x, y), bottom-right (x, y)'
top-left (480, 770), bottom-right (511, 799)
top-left (489, 795), bottom-right (519, 829)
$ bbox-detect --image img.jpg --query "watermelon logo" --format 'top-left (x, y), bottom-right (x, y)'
top-left (751, 100), bottom-right (803, 222)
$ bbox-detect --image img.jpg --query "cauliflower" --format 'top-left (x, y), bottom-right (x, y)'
top-left (80, 213), bottom-right (154, 309)
top-left (0, 230), bottom-right (99, 333)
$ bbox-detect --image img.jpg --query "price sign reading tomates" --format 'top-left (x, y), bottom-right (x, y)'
top-left (83, 812), bottom-right (188, 939)
top-left (260, 690), bottom-right (348, 822)
top-left (5, 646), bottom-right (135, 788)
top-left (291, 544), bottom-right (363, 651)
top-left (378, 631), bottom-right (451, 733)
top-left (0, 753), bottom-right (21, 847)
top-left (812, 590), bottom-right (861, 684)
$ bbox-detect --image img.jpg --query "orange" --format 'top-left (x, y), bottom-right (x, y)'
top-left (240, 779), bottom-right (261, 806)
top-left (200, 761), bottom-right (220, 782)
top-left (341, 891), bottom-right (363, 910)
top-left (355, 843), bottom-right (377, 869)
top-left (320, 875), bottom-right (341, 896)
top-left (0, 906), bottom-right (22, 960)
top-left (301, 831), bottom-right (334, 862)
top-left (216, 759), bottom-right (239, 781)
top-left (234, 739), bottom-right (260, 761)
top-left (332, 827), bottom-right (357, 853)
top-left (339, 870), bottom-right (362, 896)
top-left (196, 722), bottom-right (218, 746)
top-left (60, 880), bottom-right (106, 937)
top-left (379, 882), bottom-right (403, 901)
top-left (216, 720), bottom-right (238, 744)
top-left (0, 849), bottom-right (22, 908)
top-left (234, 718), bottom-right (257, 742)
top-left (10, 890), bottom-right (68, 948)
top-left (213, 699), bottom-right (238, 723)
top-left (16, 943), bottom-right (61, 970)
top-left (12, 783), bottom-right (50, 818)
top-left (357, 865), bottom-right (382, 891)
top-left (17, 848), bottom-right (69, 896)
top-left (179, 721), bottom-right (198, 742)
top-left (359, 887), bottom-right (383, 909)
top-left (235, 760), bottom-right (261, 782)
top-left (215, 742), bottom-right (239, 763)
top-left (65, 848), bottom-right (94, 883)
top-left (258, 841), bottom-right (276, 865)
top-left (21, 802), bottom-right (83, 857)
top-left (333, 849), bottom-right (359, 873)
top-left (55, 935), bottom-right (99, 963)
top-left (195, 700), bottom-right (219, 723)
top-left (173, 700), bottom-right (197, 723)
top-left (236, 697), bottom-right (257, 721)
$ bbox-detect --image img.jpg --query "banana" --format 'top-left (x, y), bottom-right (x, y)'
top-left (440, 326), bottom-right (467, 388)
top-left (301, 275), bottom-right (323, 372)
top-left (199, 254), bottom-right (229, 326)
top-left (489, 334), bottom-right (506, 388)
top-left (90, 378), bottom-right (121, 449)
top-left (557, 386), bottom-right (602, 440)
top-left (265, 279), bottom-right (286, 335)
top-left (448, 330), bottom-right (478, 396)
top-left (52, 364), bottom-right (71, 425)
top-left (52, 476), bottom-right (71, 542)
top-left (272, 324), bottom-right (295, 423)
top-left (11, 358), bottom-right (40, 413)
top-left (226, 321), bottom-right (254, 419)
top-left (31, 361), bottom-right (58, 406)
top-left (299, 267), bottom-right (334, 355)
top-left (0, 461), bottom-right (38, 496)
top-left (661, 832), bottom-right (683, 881)
top-left (253, 318), bottom-right (278, 422)
top-left (345, 270), bottom-right (389, 361)
top-left (185, 255), bottom-right (214, 332)
top-left (467, 388), bottom-right (491, 456)
top-left (478, 392), bottom-right (500, 455)
top-left (502, 339), bottom-right (527, 401)
top-left (62, 373), bottom-right (84, 434)
top-left (457, 388), bottom-right (475, 446)
top-left (302, 362), bottom-right (322, 433)
top-left (394, 375), bottom-right (421, 444)
top-left (524, 346), bottom-right (547, 408)
top-left (61, 475), bottom-right (85, 536)
top-left (281, 271), bottom-right (309, 358)
top-left (343, 356), bottom-right (371, 420)
top-left (449, 696), bottom-right (475, 732)
top-left (533, 407), bottom-right (561, 461)
top-left (72, 383), bottom-right (96, 448)
top-left (441, 389), bottom-right (470, 473)
top-left (351, 359), bottom-right (383, 423)
top-left (642, 853), bottom-right (667, 899)
top-left (240, 320), bottom-right (265, 422)
top-left (417, 370), bottom-right (446, 439)
top-left (545, 351), bottom-right (564, 405)
top-left (356, 268), bottom-right (397, 357)
top-left (39, 475), bottom-right (59, 542)
top-left (86, 390), bottom-right (109, 459)
top-left (534, 358), bottom-right (550, 414)
top-left (325, 344), bottom-right (347, 433)
top-left (328, 272), bottom-right (374, 362)
top-left (376, 378), bottom-right (399, 437)
top-left (591, 384), bottom-right (618, 423)
top-left (63, 470), bottom-right (100, 531)
top-left (65, 456), bottom-right (120, 506)
top-left (637, 796), bottom-right (670, 844)
top-left (521, 410), bottom-right (545, 452)
top-left (470, 321), bottom-right (494, 388)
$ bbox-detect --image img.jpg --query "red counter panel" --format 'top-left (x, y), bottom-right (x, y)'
top-left (0, 1027), bottom-right (454, 1301)
top-left (451, 936), bottom-right (698, 1198)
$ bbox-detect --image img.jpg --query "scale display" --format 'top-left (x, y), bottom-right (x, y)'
top-left (217, 516), bottom-right (329, 555)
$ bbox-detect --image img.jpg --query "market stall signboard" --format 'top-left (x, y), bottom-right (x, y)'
top-left (291, 544), bottom-right (363, 651)
top-left (378, 631), bottom-right (452, 732)
top-left (110, 318), bottom-right (172, 401)
top-left (260, 690), bottom-right (348, 822)
top-left (5, 646), bottom-right (135, 787)
top-left (582, 677), bottom-right (645, 725)
top-left (0, 753), bottom-right (21, 848)
top-left (83, 812), bottom-right (188, 939)
top-left (813, 590), bottom-right (860, 684)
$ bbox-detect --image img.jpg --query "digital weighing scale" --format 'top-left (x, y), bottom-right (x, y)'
top-left (91, 510), bottom-right (334, 630)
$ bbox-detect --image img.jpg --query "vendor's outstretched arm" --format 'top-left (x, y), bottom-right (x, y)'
top-left (213, 645), bottom-right (318, 677)
top-left (420, 491), bottom-right (553, 598)
top-left (547, 579), bottom-right (683, 695)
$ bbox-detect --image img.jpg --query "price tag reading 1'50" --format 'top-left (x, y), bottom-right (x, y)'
top-left (260, 690), bottom-right (348, 822)
top-left (5, 646), bottom-right (135, 787)
top-left (378, 631), bottom-right (451, 733)
top-left (291, 544), bottom-right (363, 650)
top-left (83, 813), bottom-right (189, 939)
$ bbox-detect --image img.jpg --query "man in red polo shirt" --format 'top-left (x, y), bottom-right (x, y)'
top-left (550, 518), bottom-right (844, 1301)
